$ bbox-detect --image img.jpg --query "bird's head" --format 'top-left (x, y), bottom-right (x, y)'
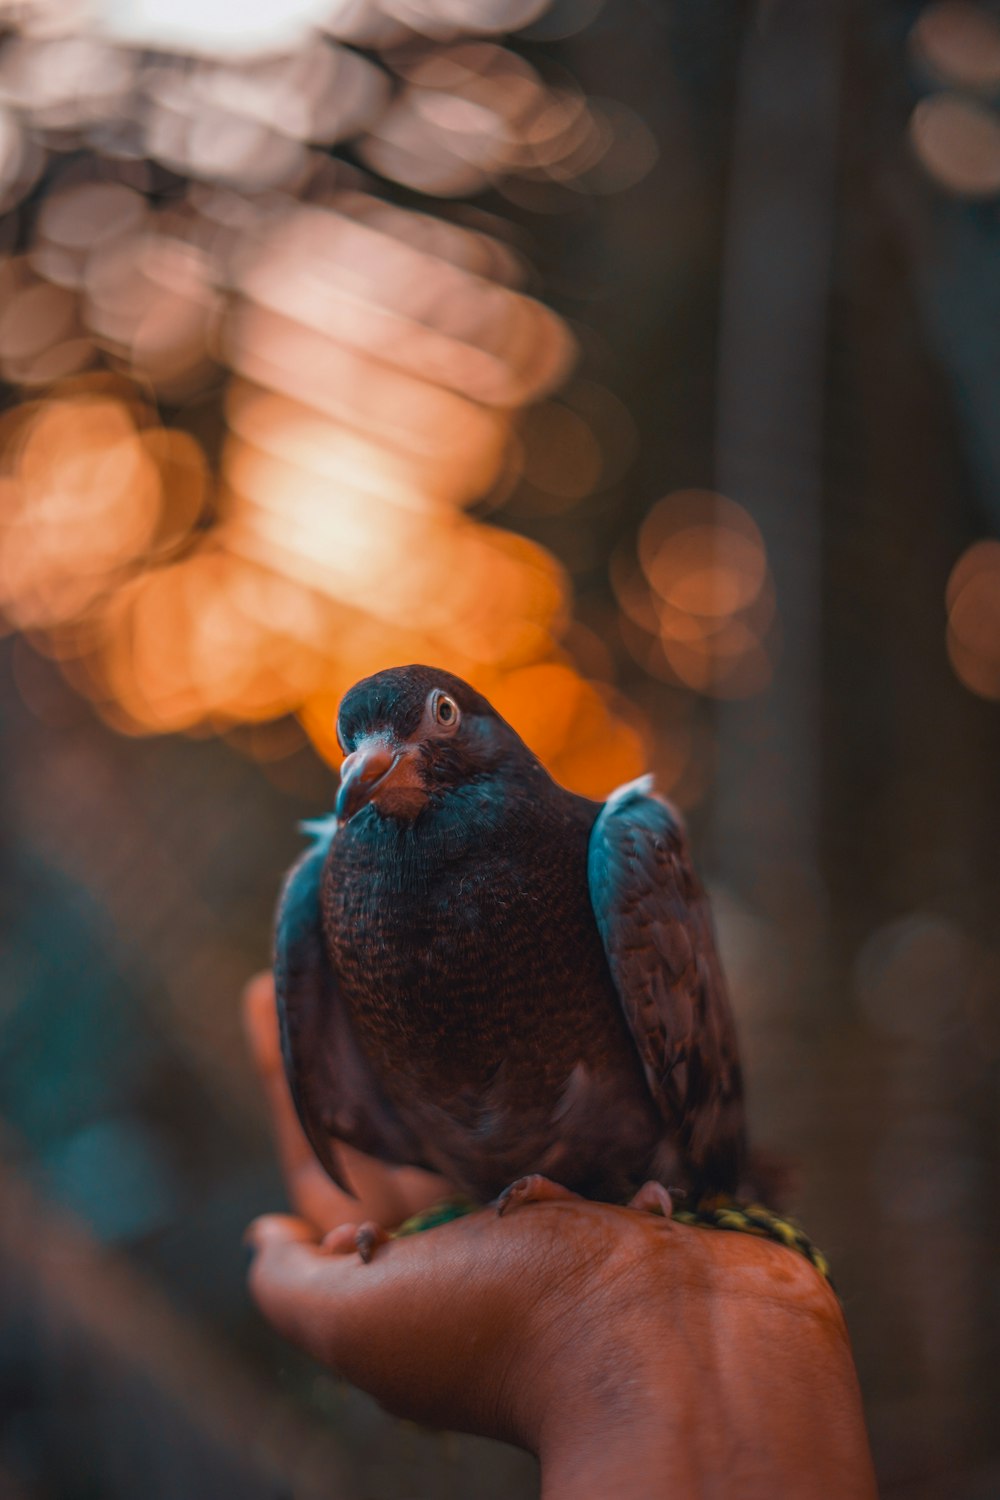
top-left (333, 665), bottom-right (527, 824)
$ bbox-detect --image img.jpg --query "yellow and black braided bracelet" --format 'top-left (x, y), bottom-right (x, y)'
top-left (672, 1199), bottom-right (834, 1288)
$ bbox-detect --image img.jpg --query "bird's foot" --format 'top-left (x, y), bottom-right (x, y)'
top-left (322, 1219), bottom-right (391, 1263)
top-left (495, 1175), bottom-right (580, 1217)
top-left (627, 1181), bottom-right (686, 1219)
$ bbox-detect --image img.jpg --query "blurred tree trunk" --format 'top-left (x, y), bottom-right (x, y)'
top-left (712, 0), bottom-right (844, 1014)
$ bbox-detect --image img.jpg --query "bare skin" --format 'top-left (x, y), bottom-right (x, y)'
top-left (244, 973), bottom-right (878, 1500)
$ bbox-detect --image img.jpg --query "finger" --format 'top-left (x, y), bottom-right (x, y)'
top-left (321, 1222), bottom-right (369, 1255)
top-left (246, 1213), bottom-right (370, 1362)
top-left (242, 975), bottom-right (363, 1230)
top-left (242, 972), bottom-right (282, 1078)
top-left (247, 1205), bottom-right (593, 1443)
top-left (242, 971), bottom-right (310, 1171)
top-left (245, 1213), bottom-right (321, 1250)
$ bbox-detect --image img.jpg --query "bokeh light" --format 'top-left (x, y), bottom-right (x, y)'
top-left (856, 911), bottom-right (979, 1044)
top-left (0, 391), bottom-right (162, 628)
top-left (909, 92), bottom-right (1000, 197)
top-left (612, 489), bottom-right (777, 700)
top-left (910, 3), bottom-right (1000, 92)
top-left (0, 0), bottom-right (664, 797)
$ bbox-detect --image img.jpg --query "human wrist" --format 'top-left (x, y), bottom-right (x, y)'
top-left (530, 1302), bottom-right (701, 1500)
top-left (529, 1232), bottom-right (876, 1500)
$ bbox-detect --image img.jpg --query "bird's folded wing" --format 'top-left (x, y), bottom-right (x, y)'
top-left (274, 824), bottom-right (422, 1194)
top-left (587, 779), bottom-right (746, 1189)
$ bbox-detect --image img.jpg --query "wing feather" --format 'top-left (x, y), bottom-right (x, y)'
top-left (274, 822), bottom-right (422, 1192)
top-left (587, 783), bottom-right (747, 1195)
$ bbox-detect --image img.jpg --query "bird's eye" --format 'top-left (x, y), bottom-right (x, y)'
top-left (434, 693), bottom-right (460, 729)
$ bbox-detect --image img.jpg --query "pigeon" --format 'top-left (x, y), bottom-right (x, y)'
top-left (275, 664), bottom-right (751, 1250)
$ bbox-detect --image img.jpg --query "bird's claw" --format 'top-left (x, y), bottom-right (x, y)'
top-left (495, 1174), bottom-right (580, 1217)
top-left (627, 1181), bottom-right (685, 1218)
top-left (355, 1221), bottom-right (390, 1263)
top-left (322, 1219), bottom-right (390, 1262)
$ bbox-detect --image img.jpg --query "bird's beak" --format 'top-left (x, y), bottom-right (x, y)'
top-left (335, 738), bottom-right (424, 822)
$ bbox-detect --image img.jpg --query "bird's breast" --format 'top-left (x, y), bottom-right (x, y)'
top-left (320, 805), bottom-right (662, 1199)
top-left (321, 809), bottom-right (627, 1096)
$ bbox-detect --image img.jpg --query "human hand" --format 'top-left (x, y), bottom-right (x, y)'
top-left (244, 974), bottom-right (877, 1499)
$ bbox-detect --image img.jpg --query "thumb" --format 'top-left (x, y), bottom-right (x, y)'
top-left (246, 1214), bottom-right (346, 1360)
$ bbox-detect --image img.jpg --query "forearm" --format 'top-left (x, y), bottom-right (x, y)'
top-left (535, 1261), bottom-right (877, 1500)
top-left (538, 1414), bottom-right (709, 1500)
top-left (538, 1376), bottom-right (876, 1500)
top-left (540, 1413), bottom-right (875, 1500)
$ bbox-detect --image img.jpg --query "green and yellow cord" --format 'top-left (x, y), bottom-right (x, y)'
top-left (394, 1196), bottom-right (480, 1238)
top-left (395, 1194), bottom-right (834, 1290)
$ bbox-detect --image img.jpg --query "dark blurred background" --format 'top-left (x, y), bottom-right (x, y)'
top-left (2, 0), bottom-right (999, 1495)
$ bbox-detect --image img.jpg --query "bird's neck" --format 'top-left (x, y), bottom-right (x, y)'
top-left (342, 774), bottom-right (578, 893)
top-left (344, 782), bottom-right (498, 878)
